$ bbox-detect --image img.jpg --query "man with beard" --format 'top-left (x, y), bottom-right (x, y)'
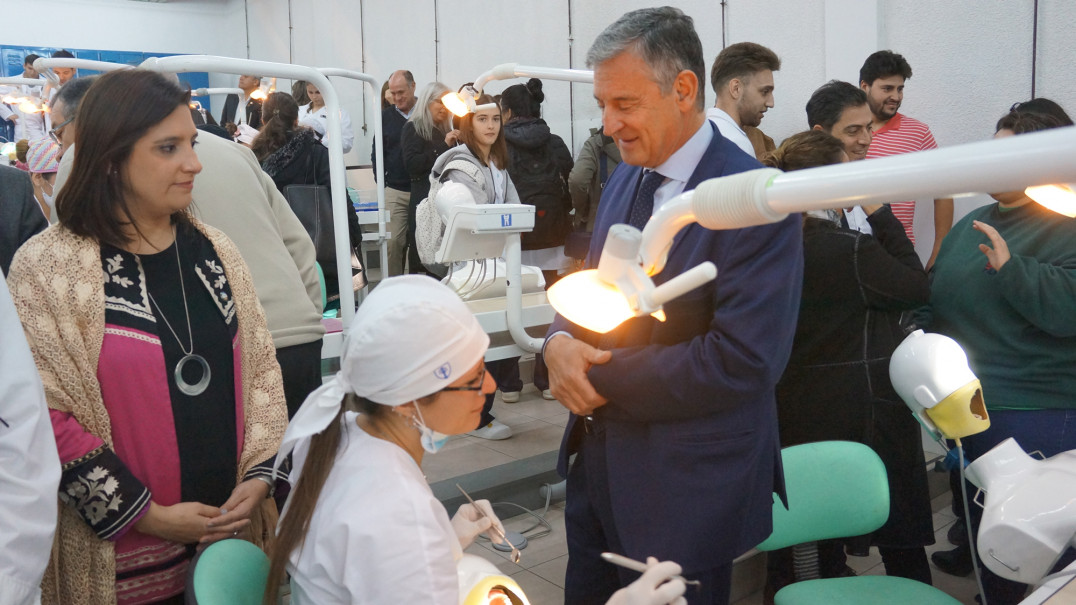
top-left (860, 50), bottom-right (952, 267)
top-left (707, 42), bottom-right (781, 161)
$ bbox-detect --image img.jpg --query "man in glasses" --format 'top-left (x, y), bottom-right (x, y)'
top-left (47, 77), bottom-right (95, 160)
top-left (859, 50), bottom-right (953, 268)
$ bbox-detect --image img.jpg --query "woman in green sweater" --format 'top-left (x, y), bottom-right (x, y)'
top-left (924, 100), bottom-right (1076, 605)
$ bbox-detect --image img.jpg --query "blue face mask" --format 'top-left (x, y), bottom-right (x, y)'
top-left (412, 404), bottom-right (449, 454)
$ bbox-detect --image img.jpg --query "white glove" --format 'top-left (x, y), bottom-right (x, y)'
top-left (606, 558), bottom-right (688, 605)
top-left (450, 499), bottom-right (506, 550)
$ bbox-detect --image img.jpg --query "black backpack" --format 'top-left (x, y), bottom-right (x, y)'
top-left (508, 141), bottom-right (572, 250)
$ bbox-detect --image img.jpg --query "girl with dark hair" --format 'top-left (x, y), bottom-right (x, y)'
top-left (251, 92), bottom-right (328, 190)
top-left (500, 78), bottom-right (574, 400)
top-left (499, 78), bottom-right (574, 283)
top-left (7, 69), bottom-right (287, 605)
top-left (764, 129), bottom-right (934, 592)
top-left (253, 92), bottom-right (361, 305)
top-left (401, 81), bottom-right (456, 275)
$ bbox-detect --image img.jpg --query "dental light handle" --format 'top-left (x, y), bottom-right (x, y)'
top-left (642, 262), bottom-right (717, 312)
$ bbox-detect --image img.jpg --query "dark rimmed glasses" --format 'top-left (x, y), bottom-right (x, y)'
top-left (441, 366), bottom-right (487, 392)
top-left (49, 117), bottom-right (74, 145)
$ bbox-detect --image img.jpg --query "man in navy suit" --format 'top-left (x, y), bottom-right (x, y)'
top-left (544, 7), bottom-right (804, 604)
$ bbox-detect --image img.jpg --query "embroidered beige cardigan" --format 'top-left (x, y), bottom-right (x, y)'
top-left (7, 219), bottom-right (288, 605)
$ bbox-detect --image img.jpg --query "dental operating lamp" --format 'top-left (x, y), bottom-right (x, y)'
top-left (138, 55), bottom-right (373, 329)
top-left (442, 63), bottom-right (594, 118)
top-left (547, 125), bottom-right (1076, 333)
top-left (26, 55), bottom-right (386, 336)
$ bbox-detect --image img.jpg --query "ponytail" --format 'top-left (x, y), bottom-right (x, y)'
top-left (262, 394), bottom-right (363, 603)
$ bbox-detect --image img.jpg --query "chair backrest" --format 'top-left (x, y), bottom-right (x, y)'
top-left (186, 539), bottom-right (271, 605)
top-left (756, 441), bottom-right (891, 552)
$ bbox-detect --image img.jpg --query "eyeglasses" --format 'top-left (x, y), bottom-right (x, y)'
top-left (441, 367), bottom-right (487, 392)
top-left (48, 117), bottom-right (74, 145)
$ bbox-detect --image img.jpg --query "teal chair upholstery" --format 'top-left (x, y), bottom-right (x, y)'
top-left (186, 539), bottom-right (272, 605)
top-left (757, 441), bottom-right (961, 605)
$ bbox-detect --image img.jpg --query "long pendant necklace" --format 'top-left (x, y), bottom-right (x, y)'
top-left (146, 228), bottom-right (211, 396)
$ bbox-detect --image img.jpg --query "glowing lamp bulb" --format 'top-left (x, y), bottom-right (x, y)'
top-left (442, 92), bottom-right (471, 118)
top-left (547, 270), bottom-right (635, 334)
top-left (250, 89), bottom-right (268, 101)
top-left (1026, 184), bottom-right (1076, 218)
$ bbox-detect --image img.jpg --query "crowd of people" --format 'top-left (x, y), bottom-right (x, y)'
top-left (2, 6), bottom-right (1074, 605)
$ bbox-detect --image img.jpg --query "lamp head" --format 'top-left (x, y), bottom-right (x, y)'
top-left (547, 224), bottom-right (717, 333)
top-left (1026, 183), bottom-right (1076, 217)
top-left (889, 330), bottom-right (990, 441)
top-left (547, 225), bottom-right (653, 333)
top-left (457, 554), bottom-right (531, 605)
top-left (441, 86), bottom-right (498, 118)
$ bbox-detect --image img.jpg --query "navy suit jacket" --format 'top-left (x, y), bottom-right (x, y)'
top-left (549, 121), bottom-right (803, 571)
top-left (0, 165), bottom-right (47, 276)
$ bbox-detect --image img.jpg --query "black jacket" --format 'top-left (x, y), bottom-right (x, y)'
top-left (370, 106), bottom-right (411, 191)
top-left (503, 117), bottom-right (574, 249)
top-left (220, 94), bottom-right (263, 129)
top-left (776, 206), bottom-right (933, 547)
top-left (400, 121), bottom-right (451, 206)
top-left (0, 165), bottom-right (47, 276)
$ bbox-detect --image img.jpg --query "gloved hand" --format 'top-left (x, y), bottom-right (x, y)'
top-left (606, 558), bottom-right (688, 605)
top-left (450, 499), bottom-right (506, 549)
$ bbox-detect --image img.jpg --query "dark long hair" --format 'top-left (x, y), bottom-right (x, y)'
top-left (56, 70), bottom-right (191, 247)
top-left (763, 130), bottom-right (846, 172)
top-left (458, 93), bottom-right (509, 169)
top-left (263, 393), bottom-right (437, 604)
top-left (250, 92), bottom-right (300, 162)
top-left (500, 78), bottom-right (543, 120)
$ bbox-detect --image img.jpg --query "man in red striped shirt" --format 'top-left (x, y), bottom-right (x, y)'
top-left (860, 50), bottom-right (953, 268)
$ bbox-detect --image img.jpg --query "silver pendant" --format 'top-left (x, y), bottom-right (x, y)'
top-left (175, 353), bottom-right (211, 396)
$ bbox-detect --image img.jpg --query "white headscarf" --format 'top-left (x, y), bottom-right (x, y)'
top-left (276, 276), bottom-right (489, 470)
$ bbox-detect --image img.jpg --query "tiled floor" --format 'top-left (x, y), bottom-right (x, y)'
top-left (428, 388), bottom-right (984, 605)
top-left (424, 385), bottom-right (569, 484)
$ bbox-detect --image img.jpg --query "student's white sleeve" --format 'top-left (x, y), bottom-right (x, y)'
top-left (0, 278), bottom-right (61, 605)
top-left (338, 108), bottom-right (354, 154)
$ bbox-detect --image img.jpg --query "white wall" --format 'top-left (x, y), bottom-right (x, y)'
top-left (6, 0), bottom-right (1074, 257)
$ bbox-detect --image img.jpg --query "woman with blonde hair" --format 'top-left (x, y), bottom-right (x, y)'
top-left (400, 81), bottom-right (457, 274)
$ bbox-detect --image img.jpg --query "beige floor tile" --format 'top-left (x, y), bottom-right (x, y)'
top-left (479, 422), bottom-right (571, 460)
top-left (507, 569), bottom-right (565, 605)
top-left (529, 554), bottom-right (568, 588)
top-left (422, 442), bottom-right (515, 483)
top-left (495, 396), bottom-right (569, 421)
top-left (846, 546), bottom-right (884, 575)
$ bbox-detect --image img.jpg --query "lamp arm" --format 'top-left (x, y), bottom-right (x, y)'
top-left (642, 262), bottom-right (718, 311)
top-left (474, 63), bottom-right (519, 93)
top-left (639, 194), bottom-right (697, 275)
top-left (474, 63), bottom-right (594, 92)
top-left (765, 126), bottom-right (1076, 216)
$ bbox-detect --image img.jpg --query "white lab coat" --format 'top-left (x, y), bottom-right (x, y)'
top-left (0, 80), bottom-right (47, 142)
top-left (0, 278), bottom-right (60, 605)
top-left (297, 103), bottom-right (354, 154)
top-left (285, 412), bottom-right (461, 604)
